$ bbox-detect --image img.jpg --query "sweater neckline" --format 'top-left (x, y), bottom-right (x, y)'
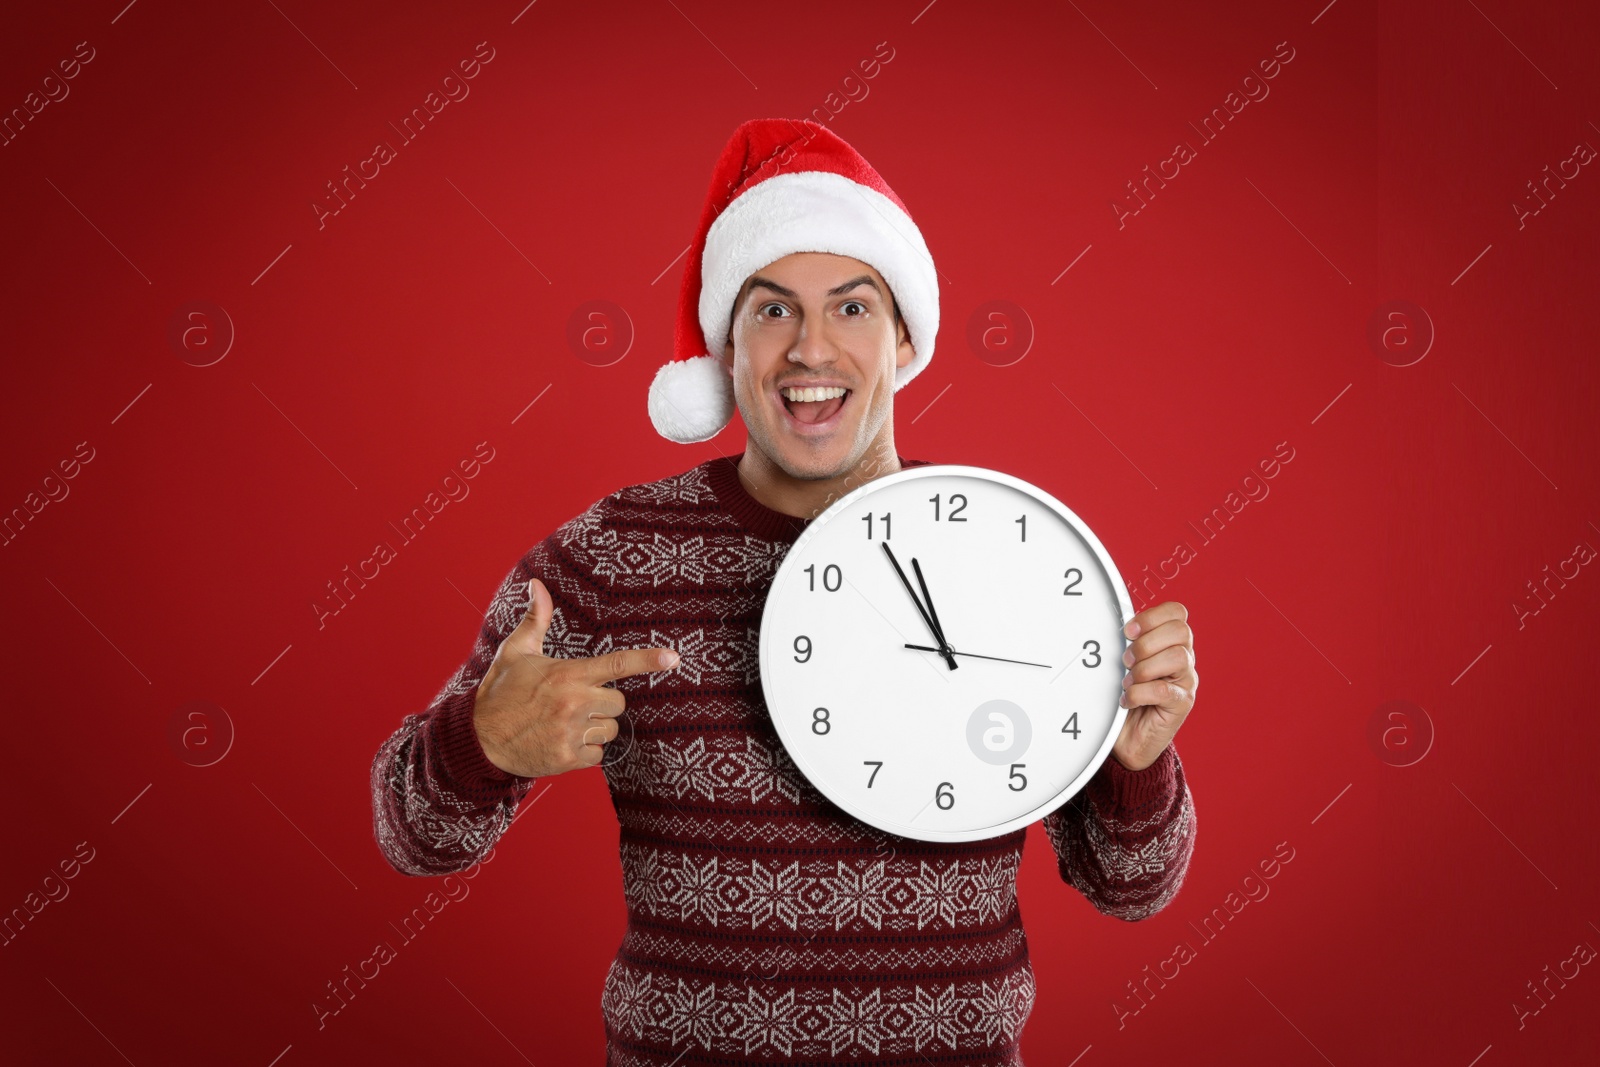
top-left (703, 453), bottom-right (928, 544)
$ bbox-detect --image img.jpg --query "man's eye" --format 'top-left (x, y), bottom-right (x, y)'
top-left (840, 301), bottom-right (867, 316)
top-left (760, 303), bottom-right (790, 318)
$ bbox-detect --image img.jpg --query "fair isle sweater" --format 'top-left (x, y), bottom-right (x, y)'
top-left (371, 455), bottom-right (1197, 1066)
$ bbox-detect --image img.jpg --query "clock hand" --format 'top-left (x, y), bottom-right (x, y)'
top-left (910, 556), bottom-right (954, 653)
top-left (903, 644), bottom-right (1053, 669)
top-left (880, 543), bottom-right (959, 670)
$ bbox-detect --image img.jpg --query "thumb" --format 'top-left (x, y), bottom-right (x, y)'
top-left (506, 578), bottom-right (552, 656)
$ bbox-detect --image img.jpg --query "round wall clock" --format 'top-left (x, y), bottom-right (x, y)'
top-left (759, 465), bottom-right (1133, 843)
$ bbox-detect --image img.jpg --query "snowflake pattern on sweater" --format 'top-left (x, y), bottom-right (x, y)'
top-left (371, 456), bottom-right (1197, 1065)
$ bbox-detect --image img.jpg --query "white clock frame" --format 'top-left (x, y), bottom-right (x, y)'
top-left (758, 464), bottom-right (1134, 843)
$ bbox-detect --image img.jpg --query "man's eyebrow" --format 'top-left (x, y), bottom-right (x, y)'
top-left (745, 275), bottom-right (882, 301)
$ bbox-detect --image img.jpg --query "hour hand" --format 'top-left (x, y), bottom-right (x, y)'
top-left (909, 556), bottom-right (957, 657)
top-left (881, 543), bottom-right (958, 670)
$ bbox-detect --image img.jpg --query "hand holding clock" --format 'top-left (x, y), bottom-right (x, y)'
top-left (1113, 601), bottom-right (1198, 772)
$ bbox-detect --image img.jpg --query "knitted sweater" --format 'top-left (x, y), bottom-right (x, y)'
top-left (371, 455), bottom-right (1197, 1065)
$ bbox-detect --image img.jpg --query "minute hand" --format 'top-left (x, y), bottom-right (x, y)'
top-left (880, 543), bottom-right (959, 670)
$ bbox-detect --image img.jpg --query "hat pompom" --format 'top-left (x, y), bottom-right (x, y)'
top-left (647, 354), bottom-right (735, 444)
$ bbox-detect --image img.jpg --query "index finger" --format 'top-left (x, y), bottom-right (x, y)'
top-left (1124, 601), bottom-right (1187, 639)
top-left (576, 646), bottom-right (681, 684)
top-left (1126, 618), bottom-right (1194, 665)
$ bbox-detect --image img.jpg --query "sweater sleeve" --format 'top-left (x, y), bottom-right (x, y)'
top-left (369, 554), bottom-right (540, 876)
top-left (1040, 743), bottom-right (1197, 920)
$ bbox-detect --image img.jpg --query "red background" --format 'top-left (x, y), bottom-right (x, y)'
top-left (2, 0), bottom-right (1597, 1064)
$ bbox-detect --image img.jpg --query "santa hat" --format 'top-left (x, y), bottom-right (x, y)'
top-left (647, 118), bottom-right (940, 443)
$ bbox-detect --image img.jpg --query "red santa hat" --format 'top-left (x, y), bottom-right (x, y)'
top-left (647, 118), bottom-right (940, 443)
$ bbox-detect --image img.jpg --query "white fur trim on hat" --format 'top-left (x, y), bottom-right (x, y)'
top-left (647, 354), bottom-right (735, 444)
top-left (697, 170), bottom-right (939, 393)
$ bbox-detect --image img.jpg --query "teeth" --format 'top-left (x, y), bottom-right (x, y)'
top-left (781, 386), bottom-right (847, 402)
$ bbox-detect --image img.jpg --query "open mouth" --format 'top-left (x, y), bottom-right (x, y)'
top-left (779, 384), bottom-right (851, 426)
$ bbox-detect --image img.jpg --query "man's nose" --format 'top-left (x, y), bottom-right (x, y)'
top-left (788, 322), bottom-right (839, 366)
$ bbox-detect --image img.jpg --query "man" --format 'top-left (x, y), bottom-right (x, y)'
top-left (371, 118), bottom-right (1198, 1065)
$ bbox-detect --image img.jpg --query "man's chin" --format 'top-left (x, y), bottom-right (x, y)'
top-left (751, 422), bottom-right (860, 482)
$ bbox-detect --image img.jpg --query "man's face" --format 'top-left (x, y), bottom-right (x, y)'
top-left (722, 251), bottom-right (915, 480)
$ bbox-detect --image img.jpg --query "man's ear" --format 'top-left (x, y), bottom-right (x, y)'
top-left (894, 316), bottom-right (915, 370)
top-left (721, 335), bottom-right (735, 368)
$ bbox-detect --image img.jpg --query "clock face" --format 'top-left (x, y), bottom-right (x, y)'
top-left (759, 465), bottom-right (1132, 843)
